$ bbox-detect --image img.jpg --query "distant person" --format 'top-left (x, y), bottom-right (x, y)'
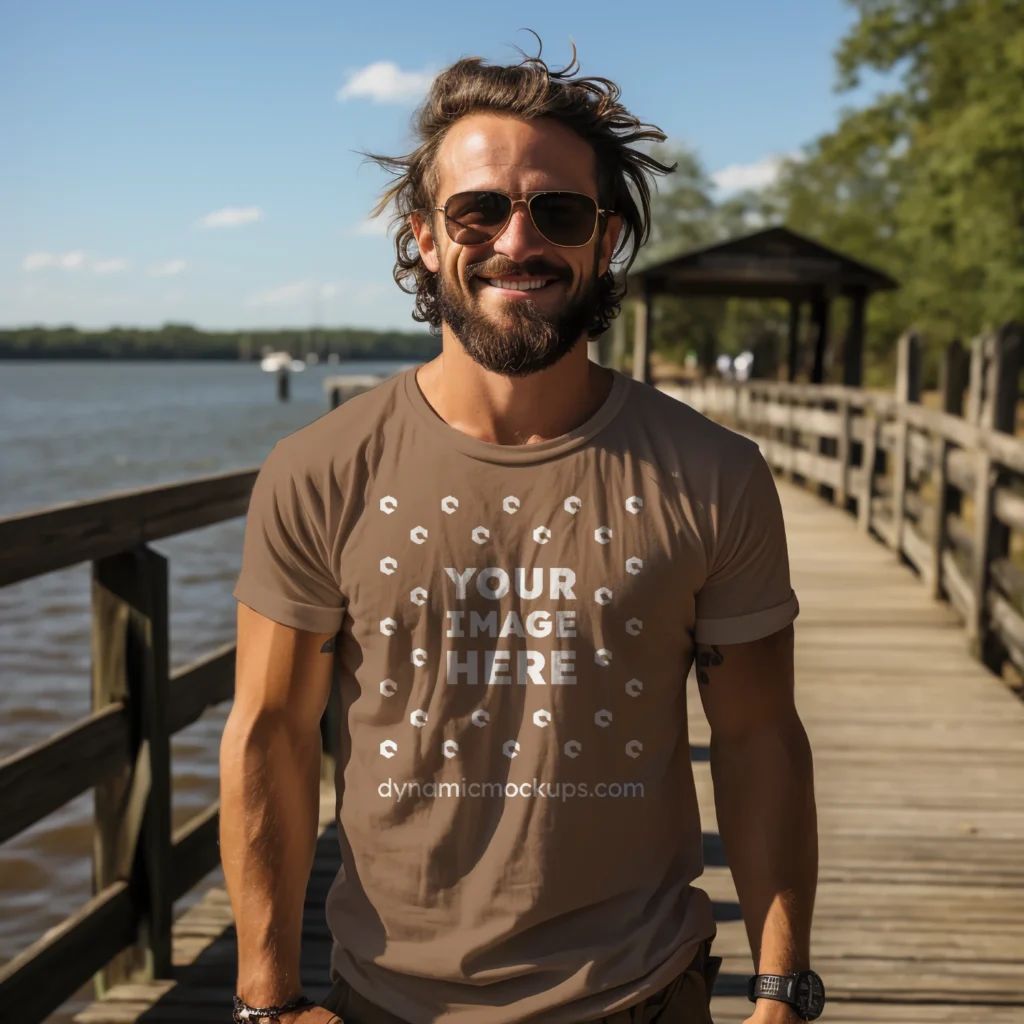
top-left (224, 35), bottom-right (822, 1024)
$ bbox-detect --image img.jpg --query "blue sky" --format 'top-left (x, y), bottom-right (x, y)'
top-left (1, 0), bottom-right (874, 332)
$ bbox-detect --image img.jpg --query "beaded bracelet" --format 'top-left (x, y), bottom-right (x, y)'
top-left (232, 994), bottom-right (316, 1021)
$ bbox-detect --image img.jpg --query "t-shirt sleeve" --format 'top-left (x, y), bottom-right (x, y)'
top-left (232, 443), bottom-right (345, 634)
top-left (694, 449), bottom-right (799, 646)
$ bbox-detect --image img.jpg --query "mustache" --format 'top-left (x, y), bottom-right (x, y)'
top-left (467, 257), bottom-right (572, 282)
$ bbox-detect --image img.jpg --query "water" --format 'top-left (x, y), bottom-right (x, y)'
top-left (0, 359), bottom-right (417, 985)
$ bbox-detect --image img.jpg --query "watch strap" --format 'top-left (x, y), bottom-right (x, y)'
top-left (747, 973), bottom-right (798, 1005)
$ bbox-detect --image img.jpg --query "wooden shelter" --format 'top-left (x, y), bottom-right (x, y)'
top-left (620, 225), bottom-right (898, 386)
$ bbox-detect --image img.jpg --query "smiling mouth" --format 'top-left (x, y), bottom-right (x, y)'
top-left (480, 277), bottom-right (561, 293)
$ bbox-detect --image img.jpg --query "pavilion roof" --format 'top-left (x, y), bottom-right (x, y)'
top-left (624, 225), bottom-right (898, 301)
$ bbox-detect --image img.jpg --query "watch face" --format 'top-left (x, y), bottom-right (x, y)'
top-left (796, 971), bottom-right (826, 1020)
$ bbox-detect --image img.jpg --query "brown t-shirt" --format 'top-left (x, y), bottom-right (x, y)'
top-left (233, 367), bottom-right (798, 1024)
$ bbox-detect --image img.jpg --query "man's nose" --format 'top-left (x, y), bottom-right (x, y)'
top-left (490, 203), bottom-right (547, 263)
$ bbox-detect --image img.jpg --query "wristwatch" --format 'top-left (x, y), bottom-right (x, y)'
top-left (747, 970), bottom-right (825, 1020)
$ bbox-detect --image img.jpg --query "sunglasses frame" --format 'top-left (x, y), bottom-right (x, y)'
top-left (433, 190), bottom-right (614, 249)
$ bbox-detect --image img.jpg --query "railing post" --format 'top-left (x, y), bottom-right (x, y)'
top-left (632, 288), bottom-right (652, 384)
top-left (966, 334), bottom-right (987, 425)
top-left (835, 397), bottom-right (851, 510)
top-left (858, 406), bottom-right (879, 533)
top-left (891, 331), bottom-right (922, 553)
top-left (930, 340), bottom-right (969, 600)
top-left (92, 545), bottom-right (173, 994)
top-left (787, 394), bottom-right (799, 483)
top-left (609, 313), bottom-right (628, 372)
top-left (970, 324), bottom-right (1022, 665)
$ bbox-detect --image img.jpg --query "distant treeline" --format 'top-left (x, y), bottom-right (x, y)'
top-left (0, 324), bottom-right (441, 361)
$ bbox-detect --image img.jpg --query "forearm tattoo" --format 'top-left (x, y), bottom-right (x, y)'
top-left (695, 645), bottom-right (724, 685)
top-left (320, 636), bottom-right (336, 654)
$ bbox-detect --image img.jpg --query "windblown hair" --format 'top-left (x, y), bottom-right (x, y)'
top-left (364, 33), bottom-right (676, 336)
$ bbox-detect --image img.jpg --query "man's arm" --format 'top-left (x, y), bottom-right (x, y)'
top-left (219, 602), bottom-right (336, 1013)
top-left (696, 623), bottom-right (818, 1019)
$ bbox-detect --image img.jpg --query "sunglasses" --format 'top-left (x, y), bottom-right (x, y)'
top-left (434, 190), bottom-right (613, 248)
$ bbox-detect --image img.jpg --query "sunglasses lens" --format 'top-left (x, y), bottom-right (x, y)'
top-left (530, 192), bottom-right (599, 246)
top-left (444, 192), bottom-right (513, 245)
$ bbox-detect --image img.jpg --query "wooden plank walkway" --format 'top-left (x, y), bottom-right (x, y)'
top-left (73, 481), bottom-right (1024, 1024)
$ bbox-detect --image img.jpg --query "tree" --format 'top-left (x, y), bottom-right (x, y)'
top-left (770, 0), bottom-right (1024, 382)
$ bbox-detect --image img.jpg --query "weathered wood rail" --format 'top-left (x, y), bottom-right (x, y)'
top-left (663, 322), bottom-right (1024, 686)
top-left (0, 469), bottom-right (340, 1023)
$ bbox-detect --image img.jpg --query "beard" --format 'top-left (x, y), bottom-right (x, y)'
top-left (437, 255), bottom-right (603, 377)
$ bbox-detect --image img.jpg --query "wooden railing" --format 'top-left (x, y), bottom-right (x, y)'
top-left (5, 326), bottom-right (1022, 1019)
top-left (660, 322), bottom-right (1024, 681)
top-left (0, 468), bottom-right (339, 1023)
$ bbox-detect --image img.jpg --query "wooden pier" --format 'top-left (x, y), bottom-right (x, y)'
top-left (67, 477), bottom-right (1024, 1024)
top-left (2, 326), bottom-right (1024, 1022)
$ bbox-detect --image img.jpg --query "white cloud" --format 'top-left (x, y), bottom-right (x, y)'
top-left (711, 155), bottom-right (790, 194)
top-left (351, 217), bottom-right (391, 237)
top-left (198, 206), bottom-right (263, 229)
top-left (23, 252), bottom-right (55, 271)
top-left (336, 61), bottom-right (434, 103)
top-left (23, 250), bottom-right (86, 271)
top-left (149, 259), bottom-right (187, 277)
top-left (247, 280), bottom-right (314, 307)
top-left (247, 279), bottom-right (389, 309)
top-left (93, 257), bottom-right (131, 274)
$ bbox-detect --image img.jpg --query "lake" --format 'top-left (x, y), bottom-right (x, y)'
top-left (0, 359), bottom-right (417, 991)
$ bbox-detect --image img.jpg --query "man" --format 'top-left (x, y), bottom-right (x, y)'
top-left (224, 39), bottom-right (820, 1024)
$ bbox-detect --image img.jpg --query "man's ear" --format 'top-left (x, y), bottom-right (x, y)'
top-left (597, 213), bottom-right (623, 278)
top-left (410, 211), bottom-right (441, 273)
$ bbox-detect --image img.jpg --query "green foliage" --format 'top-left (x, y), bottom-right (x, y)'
top-left (643, 0), bottom-right (1024, 385)
top-left (0, 324), bottom-right (440, 361)
top-left (770, 0), bottom-right (1024, 381)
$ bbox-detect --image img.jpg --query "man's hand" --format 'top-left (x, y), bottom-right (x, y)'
top-left (743, 1002), bottom-right (803, 1024)
top-left (695, 624), bottom-right (818, 980)
top-left (278, 1007), bottom-right (342, 1024)
top-left (221, 605), bottom-right (338, 1022)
